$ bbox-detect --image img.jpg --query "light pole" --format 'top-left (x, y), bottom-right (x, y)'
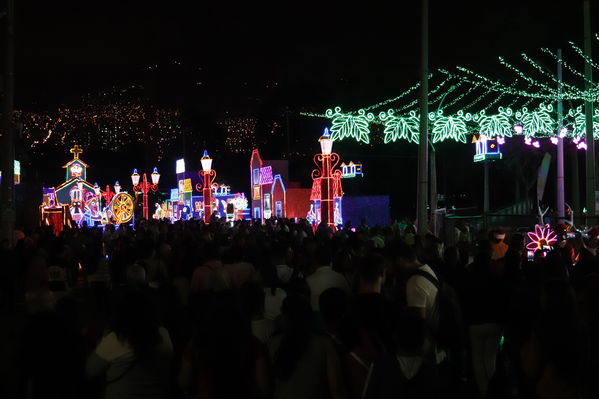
top-left (311, 128), bottom-right (342, 230)
top-left (131, 167), bottom-right (160, 220)
top-left (196, 150), bottom-right (216, 223)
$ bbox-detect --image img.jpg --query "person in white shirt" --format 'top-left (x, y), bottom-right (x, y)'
top-left (306, 244), bottom-right (349, 311)
top-left (397, 242), bottom-right (446, 366)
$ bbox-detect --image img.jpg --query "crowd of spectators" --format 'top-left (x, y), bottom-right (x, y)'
top-left (0, 217), bottom-right (597, 399)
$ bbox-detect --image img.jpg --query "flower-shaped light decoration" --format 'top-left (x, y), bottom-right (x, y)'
top-left (526, 224), bottom-right (558, 253)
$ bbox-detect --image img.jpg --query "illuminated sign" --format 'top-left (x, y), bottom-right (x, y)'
top-left (170, 188), bottom-right (179, 202)
top-left (253, 186), bottom-right (261, 200)
top-left (176, 159), bottom-right (185, 174)
top-left (341, 162), bottom-right (363, 178)
top-left (260, 166), bottom-right (273, 185)
top-left (182, 178), bottom-right (193, 193)
top-left (473, 134), bottom-right (502, 162)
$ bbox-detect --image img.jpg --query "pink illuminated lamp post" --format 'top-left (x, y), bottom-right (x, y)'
top-left (196, 150), bottom-right (217, 223)
top-left (131, 167), bottom-right (160, 220)
top-left (311, 128), bottom-right (342, 230)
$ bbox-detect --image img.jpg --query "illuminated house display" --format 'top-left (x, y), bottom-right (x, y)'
top-left (41, 144), bottom-right (136, 233)
top-left (341, 161), bottom-right (363, 178)
top-left (169, 154), bottom-right (249, 221)
top-left (472, 134), bottom-right (502, 162)
top-left (250, 149), bottom-right (311, 222)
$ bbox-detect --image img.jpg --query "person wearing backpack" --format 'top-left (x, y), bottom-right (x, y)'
top-left (396, 242), bottom-right (466, 397)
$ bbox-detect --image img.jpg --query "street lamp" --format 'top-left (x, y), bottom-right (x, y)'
top-left (311, 127), bottom-right (343, 230)
top-left (131, 167), bottom-right (160, 220)
top-left (196, 150), bottom-right (217, 223)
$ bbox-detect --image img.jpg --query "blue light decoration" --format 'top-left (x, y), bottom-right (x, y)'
top-left (472, 134), bottom-right (502, 162)
top-left (341, 161), bottom-right (364, 178)
top-left (170, 188), bottom-right (179, 202)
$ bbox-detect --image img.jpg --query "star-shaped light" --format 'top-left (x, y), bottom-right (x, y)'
top-left (526, 224), bottom-right (558, 253)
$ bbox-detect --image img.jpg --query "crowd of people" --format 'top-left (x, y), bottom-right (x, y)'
top-left (0, 217), bottom-right (597, 399)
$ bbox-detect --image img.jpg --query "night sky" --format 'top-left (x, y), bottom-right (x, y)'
top-left (10, 0), bottom-right (597, 218)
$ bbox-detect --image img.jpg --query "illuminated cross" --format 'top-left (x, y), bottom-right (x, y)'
top-left (70, 144), bottom-right (83, 160)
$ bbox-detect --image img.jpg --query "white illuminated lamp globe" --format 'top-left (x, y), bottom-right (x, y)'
top-left (319, 127), bottom-right (333, 155)
top-left (151, 167), bottom-right (160, 185)
top-left (94, 182), bottom-right (100, 196)
top-left (201, 150), bottom-right (213, 172)
top-left (131, 169), bottom-right (140, 186)
top-left (114, 181), bottom-right (121, 194)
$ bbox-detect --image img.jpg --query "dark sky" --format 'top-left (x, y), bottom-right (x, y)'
top-left (9, 1), bottom-right (596, 217)
top-left (14, 1), bottom-right (589, 112)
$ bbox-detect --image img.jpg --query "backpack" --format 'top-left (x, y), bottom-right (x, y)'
top-left (410, 269), bottom-right (465, 351)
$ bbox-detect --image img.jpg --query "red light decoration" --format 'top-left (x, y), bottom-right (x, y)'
top-left (311, 128), bottom-right (343, 229)
top-left (195, 150), bottom-right (217, 223)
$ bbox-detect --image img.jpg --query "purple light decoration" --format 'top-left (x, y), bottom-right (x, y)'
top-left (559, 127), bottom-right (568, 138)
top-left (524, 137), bottom-right (532, 145)
top-left (573, 136), bottom-right (581, 144)
top-left (532, 141), bottom-right (540, 148)
top-left (260, 166), bottom-right (274, 185)
top-left (577, 141), bottom-right (588, 150)
top-left (550, 136), bottom-right (559, 145)
top-left (514, 124), bottom-right (524, 135)
top-left (497, 136), bottom-right (506, 145)
top-left (526, 224), bottom-right (558, 253)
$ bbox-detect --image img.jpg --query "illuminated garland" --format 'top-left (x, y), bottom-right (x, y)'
top-left (514, 103), bottom-right (555, 137)
top-left (428, 110), bottom-right (471, 143)
top-left (567, 106), bottom-right (599, 138)
top-left (379, 109), bottom-right (420, 143)
top-left (325, 107), bottom-right (375, 144)
top-left (473, 107), bottom-right (514, 137)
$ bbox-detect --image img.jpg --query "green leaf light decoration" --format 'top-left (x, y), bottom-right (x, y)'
top-left (379, 109), bottom-right (420, 143)
top-left (515, 103), bottom-right (555, 137)
top-left (567, 105), bottom-right (599, 139)
top-left (429, 110), bottom-right (472, 143)
top-left (325, 107), bottom-right (375, 144)
top-left (473, 107), bottom-right (514, 138)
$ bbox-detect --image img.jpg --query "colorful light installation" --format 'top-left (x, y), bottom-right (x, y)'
top-left (379, 109), bottom-right (420, 143)
top-left (429, 110), bottom-right (471, 143)
top-left (325, 107), bottom-right (375, 144)
top-left (514, 103), bottom-right (555, 137)
top-left (472, 134), bottom-right (502, 162)
top-left (526, 224), bottom-right (558, 253)
top-left (260, 166), bottom-right (274, 185)
top-left (311, 128), bottom-right (343, 229)
top-left (196, 149), bottom-right (217, 223)
top-left (473, 107), bottom-right (514, 138)
top-left (341, 162), bottom-right (363, 178)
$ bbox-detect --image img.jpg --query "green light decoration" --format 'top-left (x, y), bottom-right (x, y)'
top-left (379, 109), bottom-right (419, 143)
top-left (520, 53), bottom-right (585, 97)
top-left (498, 56), bottom-right (557, 95)
top-left (473, 107), bottom-right (514, 137)
top-left (567, 106), bottom-right (599, 138)
top-left (325, 107), bottom-right (375, 144)
top-left (428, 110), bottom-right (472, 143)
top-left (514, 103), bottom-right (555, 137)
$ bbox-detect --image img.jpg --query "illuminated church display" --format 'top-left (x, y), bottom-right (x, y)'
top-left (40, 145), bottom-right (135, 234)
